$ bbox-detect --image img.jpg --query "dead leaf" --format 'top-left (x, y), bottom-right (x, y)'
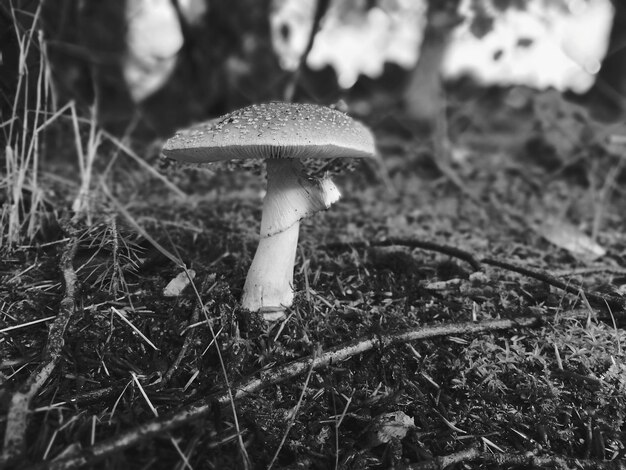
top-left (537, 221), bottom-right (606, 261)
top-left (163, 270), bottom-right (196, 297)
top-left (362, 410), bottom-right (415, 448)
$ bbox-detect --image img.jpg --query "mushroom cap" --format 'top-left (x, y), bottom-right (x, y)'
top-left (161, 102), bottom-right (376, 163)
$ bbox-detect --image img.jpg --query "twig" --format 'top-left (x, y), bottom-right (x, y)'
top-left (407, 447), bottom-right (480, 470)
top-left (324, 238), bottom-right (482, 271)
top-left (57, 385), bottom-right (121, 406)
top-left (179, 246), bottom-right (250, 469)
top-left (405, 446), bottom-right (626, 470)
top-left (160, 224), bottom-right (250, 469)
top-left (110, 307), bottom-right (159, 350)
top-left (552, 266), bottom-right (626, 277)
top-left (36, 317), bottom-right (540, 470)
top-left (101, 181), bottom-right (183, 268)
top-left (323, 238), bottom-right (624, 314)
top-left (1, 224), bottom-right (79, 465)
top-left (163, 306), bottom-right (200, 385)
top-left (481, 257), bottom-right (625, 313)
top-left (0, 315), bottom-right (56, 334)
top-left (267, 349), bottom-right (317, 470)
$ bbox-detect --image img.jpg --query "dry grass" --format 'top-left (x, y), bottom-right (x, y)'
top-left (2, 2), bottom-right (47, 246)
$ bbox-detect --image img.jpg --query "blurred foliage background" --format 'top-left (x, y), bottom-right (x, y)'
top-left (1, 0), bottom-right (626, 245)
top-left (3, 0), bottom-right (625, 145)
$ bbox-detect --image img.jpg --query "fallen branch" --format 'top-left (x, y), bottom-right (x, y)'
top-left (1, 226), bottom-right (79, 465)
top-left (324, 238), bottom-right (482, 271)
top-left (406, 446), bottom-right (626, 470)
top-left (324, 238), bottom-right (624, 314)
top-left (37, 316), bottom-right (540, 470)
top-left (481, 257), bottom-right (625, 313)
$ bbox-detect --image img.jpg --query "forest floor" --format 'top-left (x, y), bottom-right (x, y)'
top-left (1, 88), bottom-right (626, 469)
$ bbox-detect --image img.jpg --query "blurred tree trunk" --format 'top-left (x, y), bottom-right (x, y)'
top-left (403, 0), bottom-right (461, 131)
top-left (41, 0), bottom-right (278, 142)
top-left (580, 0), bottom-right (626, 122)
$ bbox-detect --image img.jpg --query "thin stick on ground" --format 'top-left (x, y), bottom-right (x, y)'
top-left (162, 306), bottom-right (201, 386)
top-left (267, 349), bottom-right (317, 470)
top-left (1, 224), bottom-right (79, 465)
top-left (186, 272), bottom-right (251, 470)
top-left (161, 244), bottom-right (220, 386)
top-left (325, 238), bottom-right (624, 314)
top-left (405, 446), bottom-right (626, 470)
top-left (481, 257), bottom-right (625, 313)
top-left (101, 181), bottom-right (183, 267)
top-left (160, 227), bottom-right (250, 469)
top-left (324, 237), bottom-right (482, 271)
top-left (35, 316), bottom-right (541, 470)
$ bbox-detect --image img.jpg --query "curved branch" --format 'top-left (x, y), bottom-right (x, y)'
top-left (38, 317), bottom-right (540, 470)
top-left (407, 446), bottom-right (626, 470)
top-left (1, 226), bottom-right (79, 465)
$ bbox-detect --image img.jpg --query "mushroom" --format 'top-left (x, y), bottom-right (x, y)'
top-left (162, 102), bottom-right (376, 319)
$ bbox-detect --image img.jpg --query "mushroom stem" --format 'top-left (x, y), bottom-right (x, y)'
top-left (241, 158), bottom-right (340, 318)
top-left (241, 221), bottom-right (299, 316)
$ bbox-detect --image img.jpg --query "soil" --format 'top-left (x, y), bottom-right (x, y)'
top-left (1, 88), bottom-right (626, 469)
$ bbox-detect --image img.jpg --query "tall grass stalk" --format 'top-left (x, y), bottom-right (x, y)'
top-left (70, 104), bottom-right (102, 223)
top-left (2, 3), bottom-right (46, 247)
top-left (2, 2), bottom-right (106, 246)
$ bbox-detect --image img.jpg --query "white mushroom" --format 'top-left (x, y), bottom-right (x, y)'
top-left (162, 102), bottom-right (377, 320)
